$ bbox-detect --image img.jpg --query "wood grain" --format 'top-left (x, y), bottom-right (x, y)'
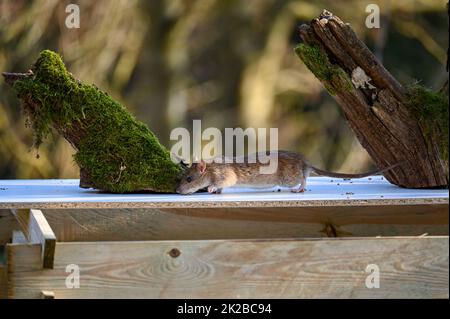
top-left (12, 231), bottom-right (27, 244)
top-left (11, 209), bottom-right (56, 269)
top-left (0, 264), bottom-right (6, 299)
top-left (29, 210), bottom-right (56, 269)
top-left (40, 204), bottom-right (448, 242)
top-left (6, 237), bottom-right (449, 299)
top-left (10, 209), bottom-right (30, 238)
top-left (0, 209), bottom-right (19, 245)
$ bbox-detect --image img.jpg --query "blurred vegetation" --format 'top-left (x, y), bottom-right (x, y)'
top-left (0, 0), bottom-right (448, 179)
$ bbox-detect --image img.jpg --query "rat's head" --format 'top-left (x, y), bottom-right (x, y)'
top-left (176, 160), bottom-right (211, 194)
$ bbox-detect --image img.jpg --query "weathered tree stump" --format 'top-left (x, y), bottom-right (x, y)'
top-left (3, 50), bottom-right (184, 193)
top-left (295, 10), bottom-right (448, 188)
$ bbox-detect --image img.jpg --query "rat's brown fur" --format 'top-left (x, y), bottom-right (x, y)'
top-left (176, 150), bottom-right (397, 194)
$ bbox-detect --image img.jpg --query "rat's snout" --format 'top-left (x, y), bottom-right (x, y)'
top-left (176, 185), bottom-right (189, 195)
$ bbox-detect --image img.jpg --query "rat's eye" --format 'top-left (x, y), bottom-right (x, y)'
top-left (186, 176), bottom-right (192, 183)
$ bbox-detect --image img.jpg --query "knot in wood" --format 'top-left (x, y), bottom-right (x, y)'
top-left (168, 248), bottom-right (181, 258)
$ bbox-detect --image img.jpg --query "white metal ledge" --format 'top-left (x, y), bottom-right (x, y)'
top-left (0, 176), bottom-right (448, 209)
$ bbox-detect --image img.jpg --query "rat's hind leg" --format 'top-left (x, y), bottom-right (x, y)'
top-left (291, 176), bottom-right (306, 193)
top-left (291, 167), bottom-right (310, 193)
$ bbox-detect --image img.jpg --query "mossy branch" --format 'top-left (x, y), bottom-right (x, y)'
top-left (3, 50), bottom-right (184, 193)
top-left (294, 43), bottom-right (352, 95)
top-left (406, 84), bottom-right (449, 161)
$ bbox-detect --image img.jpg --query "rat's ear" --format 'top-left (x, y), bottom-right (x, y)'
top-left (198, 160), bottom-right (207, 174)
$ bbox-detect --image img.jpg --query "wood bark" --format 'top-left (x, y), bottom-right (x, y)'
top-left (297, 10), bottom-right (448, 188)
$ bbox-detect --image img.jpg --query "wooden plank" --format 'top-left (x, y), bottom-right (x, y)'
top-left (29, 210), bottom-right (56, 269)
top-left (6, 237), bottom-right (449, 299)
top-left (10, 209), bottom-right (30, 239)
top-left (11, 209), bottom-right (56, 269)
top-left (12, 231), bottom-right (27, 244)
top-left (0, 264), bottom-right (6, 299)
top-left (0, 178), bottom-right (448, 209)
top-left (40, 204), bottom-right (448, 242)
top-left (0, 209), bottom-right (19, 245)
top-left (42, 208), bottom-right (325, 241)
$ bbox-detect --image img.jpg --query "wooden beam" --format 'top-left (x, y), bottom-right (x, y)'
top-left (11, 231), bottom-right (27, 244)
top-left (0, 264), bottom-right (6, 299)
top-left (0, 209), bottom-right (19, 245)
top-left (40, 204), bottom-right (448, 242)
top-left (10, 209), bottom-right (30, 239)
top-left (6, 237), bottom-right (449, 298)
top-left (29, 210), bottom-right (56, 269)
top-left (11, 209), bottom-right (56, 269)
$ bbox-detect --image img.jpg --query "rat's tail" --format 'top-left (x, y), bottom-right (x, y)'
top-left (311, 162), bottom-right (402, 179)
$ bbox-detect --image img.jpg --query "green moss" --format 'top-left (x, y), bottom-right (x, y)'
top-left (13, 50), bottom-right (183, 193)
top-left (294, 43), bottom-right (352, 95)
top-left (406, 83), bottom-right (449, 161)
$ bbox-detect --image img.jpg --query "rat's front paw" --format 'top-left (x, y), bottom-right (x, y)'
top-left (208, 186), bottom-right (217, 193)
top-left (207, 186), bottom-right (222, 194)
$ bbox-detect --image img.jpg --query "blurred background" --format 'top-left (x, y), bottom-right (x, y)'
top-left (0, 0), bottom-right (448, 179)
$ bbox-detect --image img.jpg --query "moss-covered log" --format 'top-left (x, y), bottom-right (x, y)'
top-left (295, 10), bottom-right (448, 188)
top-left (3, 50), bottom-right (184, 193)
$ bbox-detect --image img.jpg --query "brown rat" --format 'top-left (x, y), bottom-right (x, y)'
top-left (176, 150), bottom-right (398, 195)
